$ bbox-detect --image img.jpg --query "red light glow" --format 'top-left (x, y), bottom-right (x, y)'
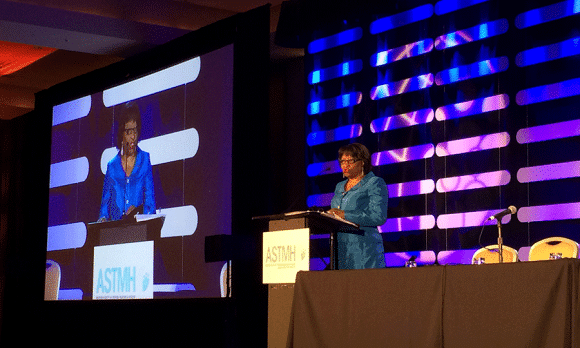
top-left (0, 41), bottom-right (56, 76)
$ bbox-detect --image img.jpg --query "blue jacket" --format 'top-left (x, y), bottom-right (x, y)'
top-left (331, 172), bottom-right (388, 269)
top-left (99, 146), bottom-right (156, 221)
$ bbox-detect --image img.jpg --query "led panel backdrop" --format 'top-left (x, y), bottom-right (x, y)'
top-left (45, 44), bottom-right (233, 300)
top-left (304, 0), bottom-right (580, 265)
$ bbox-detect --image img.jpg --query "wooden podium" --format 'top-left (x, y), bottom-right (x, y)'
top-left (253, 211), bottom-right (360, 348)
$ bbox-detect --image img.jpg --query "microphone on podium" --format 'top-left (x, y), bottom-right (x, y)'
top-left (488, 206), bottom-right (517, 221)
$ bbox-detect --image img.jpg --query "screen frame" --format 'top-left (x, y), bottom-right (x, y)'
top-left (34, 3), bottom-right (269, 307)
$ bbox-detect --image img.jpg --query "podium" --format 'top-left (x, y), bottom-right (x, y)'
top-left (255, 211), bottom-right (360, 270)
top-left (86, 215), bottom-right (165, 299)
top-left (253, 211), bottom-right (360, 348)
top-left (87, 215), bottom-right (165, 246)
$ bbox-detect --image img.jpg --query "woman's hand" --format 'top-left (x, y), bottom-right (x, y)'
top-left (327, 208), bottom-right (345, 219)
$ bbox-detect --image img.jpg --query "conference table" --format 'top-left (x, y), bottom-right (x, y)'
top-left (287, 259), bottom-right (580, 348)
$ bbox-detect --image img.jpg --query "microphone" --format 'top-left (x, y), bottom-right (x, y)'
top-left (488, 206), bottom-right (517, 221)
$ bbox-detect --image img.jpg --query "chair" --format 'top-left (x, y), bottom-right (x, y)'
top-left (471, 245), bottom-right (519, 264)
top-left (220, 260), bottom-right (231, 298)
top-left (528, 237), bottom-right (579, 261)
top-left (44, 260), bottom-right (61, 300)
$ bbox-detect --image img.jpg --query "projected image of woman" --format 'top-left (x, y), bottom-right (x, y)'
top-left (98, 102), bottom-right (156, 222)
top-left (327, 143), bottom-right (388, 269)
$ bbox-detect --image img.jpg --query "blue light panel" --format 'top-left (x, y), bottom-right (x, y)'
top-left (516, 77), bottom-right (580, 105)
top-left (307, 124), bottom-right (363, 146)
top-left (309, 60), bottom-right (363, 84)
top-left (435, 0), bottom-right (489, 16)
top-left (370, 73), bottom-right (434, 100)
top-left (516, 37), bottom-right (580, 67)
top-left (308, 92), bottom-right (363, 115)
top-left (370, 4), bottom-right (434, 34)
top-left (435, 19), bottom-right (508, 50)
top-left (515, 0), bottom-right (580, 29)
top-left (370, 108), bottom-right (434, 133)
top-left (307, 193), bottom-right (333, 208)
top-left (307, 160), bottom-right (341, 177)
top-left (371, 39), bottom-right (434, 67)
top-left (308, 28), bottom-right (363, 54)
top-left (435, 56), bottom-right (509, 85)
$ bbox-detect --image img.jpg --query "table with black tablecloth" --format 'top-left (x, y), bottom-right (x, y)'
top-left (287, 259), bottom-right (580, 348)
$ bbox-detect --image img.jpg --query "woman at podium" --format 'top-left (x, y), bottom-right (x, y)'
top-left (327, 143), bottom-right (388, 269)
top-left (98, 102), bottom-right (156, 222)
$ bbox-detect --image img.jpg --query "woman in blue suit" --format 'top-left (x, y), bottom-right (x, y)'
top-left (328, 143), bottom-right (388, 269)
top-left (98, 102), bottom-right (156, 222)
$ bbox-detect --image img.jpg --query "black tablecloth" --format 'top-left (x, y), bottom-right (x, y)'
top-left (288, 259), bottom-right (580, 348)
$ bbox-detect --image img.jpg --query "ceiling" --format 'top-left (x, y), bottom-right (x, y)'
top-left (0, 0), bottom-right (302, 120)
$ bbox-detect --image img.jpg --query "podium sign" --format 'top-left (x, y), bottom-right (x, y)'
top-left (93, 241), bottom-right (154, 300)
top-left (263, 228), bottom-right (309, 284)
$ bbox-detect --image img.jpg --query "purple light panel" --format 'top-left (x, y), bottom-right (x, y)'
top-left (434, 19), bottom-right (509, 50)
top-left (517, 161), bottom-right (580, 183)
top-left (307, 179), bottom-right (434, 199)
top-left (436, 132), bottom-right (510, 156)
top-left (518, 247), bottom-right (531, 262)
top-left (516, 77), bottom-right (580, 105)
top-left (437, 209), bottom-right (512, 229)
top-left (518, 202), bottom-right (580, 222)
top-left (516, 119), bottom-right (580, 144)
top-left (370, 73), bottom-right (434, 100)
top-left (437, 249), bottom-right (478, 265)
top-left (384, 251), bottom-right (436, 267)
top-left (371, 39), bottom-right (434, 67)
top-left (307, 179), bottom-right (434, 200)
top-left (436, 170), bottom-right (511, 193)
top-left (372, 144), bottom-right (435, 166)
top-left (304, 0), bottom-right (580, 254)
top-left (307, 160), bottom-right (341, 177)
top-left (47, 223), bottom-right (87, 251)
top-left (309, 257), bottom-right (330, 271)
top-left (379, 215), bottom-right (436, 233)
top-left (435, 94), bottom-right (509, 121)
top-left (435, 57), bottom-right (509, 85)
top-left (307, 124), bottom-right (363, 146)
top-left (370, 108), bottom-right (434, 133)
top-left (387, 179), bottom-right (435, 197)
top-left (58, 289), bottom-right (83, 300)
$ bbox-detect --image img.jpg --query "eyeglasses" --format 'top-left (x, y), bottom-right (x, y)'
top-left (124, 127), bottom-right (138, 136)
top-left (339, 159), bottom-right (360, 165)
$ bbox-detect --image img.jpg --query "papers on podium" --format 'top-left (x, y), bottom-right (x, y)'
top-left (283, 210), bottom-right (359, 229)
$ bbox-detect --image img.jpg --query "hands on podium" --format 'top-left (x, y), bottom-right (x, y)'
top-left (327, 208), bottom-right (345, 220)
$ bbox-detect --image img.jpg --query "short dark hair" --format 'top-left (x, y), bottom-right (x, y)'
top-left (115, 102), bottom-right (142, 149)
top-left (338, 143), bottom-right (372, 174)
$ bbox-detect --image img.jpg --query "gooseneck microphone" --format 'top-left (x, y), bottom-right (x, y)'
top-left (488, 206), bottom-right (517, 221)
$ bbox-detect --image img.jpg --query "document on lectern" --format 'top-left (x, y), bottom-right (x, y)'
top-left (283, 210), bottom-right (359, 228)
